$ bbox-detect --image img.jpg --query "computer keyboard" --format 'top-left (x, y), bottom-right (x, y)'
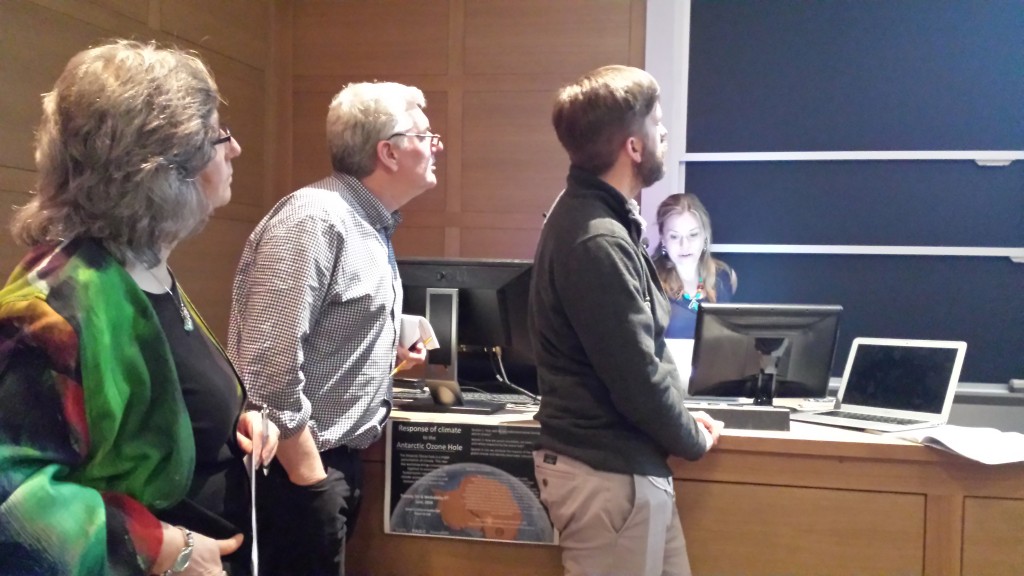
top-left (817, 410), bottom-right (925, 426)
top-left (462, 391), bottom-right (538, 405)
top-left (393, 388), bottom-right (430, 401)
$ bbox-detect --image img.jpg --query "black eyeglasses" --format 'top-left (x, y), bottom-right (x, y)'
top-left (387, 132), bottom-right (441, 147)
top-left (212, 127), bottom-right (232, 146)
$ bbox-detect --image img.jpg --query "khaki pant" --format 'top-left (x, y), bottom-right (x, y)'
top-left (533, 450), bottom-right (692, 576)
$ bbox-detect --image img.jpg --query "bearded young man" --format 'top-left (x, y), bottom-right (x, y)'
top-left (529, 65), bottom-right (724, 576)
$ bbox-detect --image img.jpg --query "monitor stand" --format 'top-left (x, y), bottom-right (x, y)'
top-left (752, 337), bottom-right (790, 406)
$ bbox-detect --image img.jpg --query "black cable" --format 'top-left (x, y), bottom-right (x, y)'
top-left (491, 347), bottom-right (540, 404)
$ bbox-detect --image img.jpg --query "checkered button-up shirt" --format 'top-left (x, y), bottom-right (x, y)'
top-left (228, 172), bottom-right (402, 451)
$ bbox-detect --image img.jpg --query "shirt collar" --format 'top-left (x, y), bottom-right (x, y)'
top-left (334, 172), bottom-right (402, 236)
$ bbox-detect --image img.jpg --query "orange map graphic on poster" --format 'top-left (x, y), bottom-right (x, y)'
top-left (435, 474), bottom-right (523, 540)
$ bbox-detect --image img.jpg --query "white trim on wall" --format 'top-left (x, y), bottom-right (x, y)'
top-left (685, 151), bottom-right (1024, 167)
top-left (713, 244), bottom-right (1024, 262)
top-left (642, 0), bottom-right (690, 247)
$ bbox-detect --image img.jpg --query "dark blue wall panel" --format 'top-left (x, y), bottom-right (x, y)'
top-left (721, 253), bottom-right (1024, 383)
top-left (684, 1), bottom-right (1024, 383)
top-left (688, 0), bottom-right (1024, 151)
top-left (688, 161), bottom-right (1024, 247)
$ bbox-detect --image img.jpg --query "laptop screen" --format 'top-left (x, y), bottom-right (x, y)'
top-left (842, 344), bottom-right (960, 414)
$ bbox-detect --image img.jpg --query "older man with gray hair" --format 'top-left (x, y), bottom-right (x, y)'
top-left (228, 81), bottom-right (441, 576)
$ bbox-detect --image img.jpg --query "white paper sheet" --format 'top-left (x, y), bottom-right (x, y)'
top-left (892, 425), bottom-right (1024, 465)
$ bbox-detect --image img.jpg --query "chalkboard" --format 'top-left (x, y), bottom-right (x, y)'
top-left (683, 0), bottom-right (1024, 383)
top-left (687, 0), bottom-right (1024, 152)
top-left (688, 162), bottom-right (1024, 248)
top-left (710, 252), bottom-right (1024, 384)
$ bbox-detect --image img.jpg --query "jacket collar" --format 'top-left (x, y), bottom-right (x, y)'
top-left (566, 165), bottom-right (645, 243)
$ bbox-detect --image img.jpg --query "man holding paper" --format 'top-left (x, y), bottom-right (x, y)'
top-left (227, 81), bottom-right (435, 576)
top-left (394, 314), bottom-right (439, 375)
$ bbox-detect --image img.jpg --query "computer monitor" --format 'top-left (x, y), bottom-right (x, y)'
top-left (689, 303), bottom-right (843, 405)
top-left (397, 258), bottom-right (537, 394)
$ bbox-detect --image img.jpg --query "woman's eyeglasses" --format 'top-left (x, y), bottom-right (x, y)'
top-left (212, 127), bottom-right (232, 146)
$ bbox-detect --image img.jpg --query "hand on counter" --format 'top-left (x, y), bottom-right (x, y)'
top-left (691, 411), bottom-right (724, 449)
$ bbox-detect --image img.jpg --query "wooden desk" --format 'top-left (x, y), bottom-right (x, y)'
top-left (347, 412), bottom-right (1024, 576)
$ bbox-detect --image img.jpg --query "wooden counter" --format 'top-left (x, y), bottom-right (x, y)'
top-left (347, 411), bottom-right (1024, 576)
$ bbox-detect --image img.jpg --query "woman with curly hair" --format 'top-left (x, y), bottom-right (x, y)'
top-left (0, 40), bottom-right (278, 575)
top-left (651, 192), bottom-right (737, 339)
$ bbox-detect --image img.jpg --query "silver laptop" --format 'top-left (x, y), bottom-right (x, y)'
top-left (791, 338), bottom-right (966, 432)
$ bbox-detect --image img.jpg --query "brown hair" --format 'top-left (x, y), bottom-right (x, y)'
top-left (651, 193), bottom-right (736, 301)
top-left (11, 40), bottom-right (221, 267)
top-left (552, 65), bottom-right (660, 175)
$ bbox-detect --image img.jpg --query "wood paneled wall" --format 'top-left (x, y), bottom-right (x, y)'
top-left (288, 0), bottom-right (647, 260)
top-left (1, 1), bottom-right (645, 336)
top-left (0, 0), bottom-right (281, 338)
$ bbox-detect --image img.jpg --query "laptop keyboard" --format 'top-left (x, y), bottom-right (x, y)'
top-left (817, 410), bottom-right (926, 426)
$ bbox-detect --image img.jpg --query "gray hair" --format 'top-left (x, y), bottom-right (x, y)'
top-left (326, 82), bottom-right (426, 178)
top-left (11, 39), bottom-right (221, 267)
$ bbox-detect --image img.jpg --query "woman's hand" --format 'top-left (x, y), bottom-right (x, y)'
top-left (183, 532), bottom-right (244, 576)
top-left (236, 410), bottom-right (280, 468)
top-left (152, 524), bottom-right (242, 575)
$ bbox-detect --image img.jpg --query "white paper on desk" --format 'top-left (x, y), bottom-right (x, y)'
top-left (243, 453), bottom-right (259, 574)
top-left (665, 338), bottom-right (694, 390)
top-left (399, 314), bottom-right (440, 350)
top-left (892, 425), bottom-right (1024, 465)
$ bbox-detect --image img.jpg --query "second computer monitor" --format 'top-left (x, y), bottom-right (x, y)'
top-left (689, 303), bottom-right (842, 404)
top-left (397, 257), bottom-right (536, 391)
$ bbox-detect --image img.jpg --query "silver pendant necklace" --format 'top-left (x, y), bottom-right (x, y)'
top-left (146, 266), bottom-right (194, 332)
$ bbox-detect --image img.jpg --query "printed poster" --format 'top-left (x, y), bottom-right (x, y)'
top-left (384, 420), bottom-right (556, 544)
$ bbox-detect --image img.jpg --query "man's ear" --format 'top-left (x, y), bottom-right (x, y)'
top-left (626, 136), bottom-right (643, 163)
top-left (377, 140), bottom-right (400, 172)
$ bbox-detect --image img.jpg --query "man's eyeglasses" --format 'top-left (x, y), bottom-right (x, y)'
top-left (213, 127), bottom-right (232, 146)
top-left (387, 132), bottom-right (442, 147)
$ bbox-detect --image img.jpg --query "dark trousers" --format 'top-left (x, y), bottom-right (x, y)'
top-left (257, 446), bottom-right (364, 576)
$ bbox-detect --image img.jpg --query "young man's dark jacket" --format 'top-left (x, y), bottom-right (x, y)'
top-left (529, 165), bottom-right (709, 478)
